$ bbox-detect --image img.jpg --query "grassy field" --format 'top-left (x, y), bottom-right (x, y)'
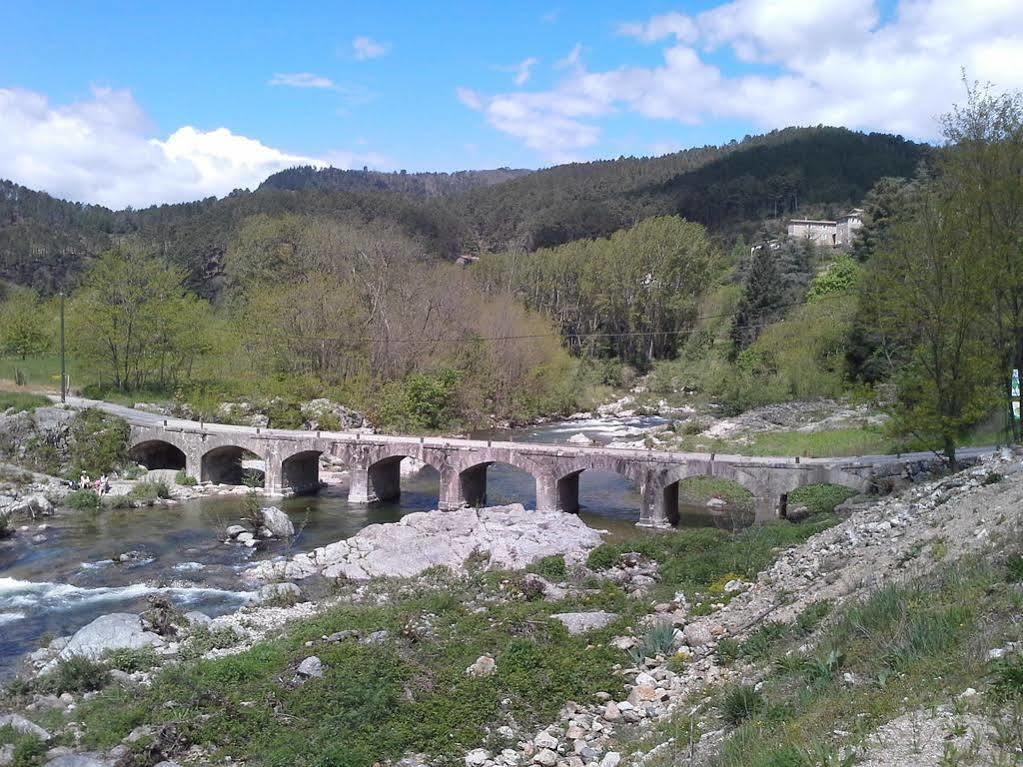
top-left (672, 422), bottom-right (1006, 458)
top-left (0, 354), bottom-right (71, 391)
top-left (0, 391), bottom-right (51, 413)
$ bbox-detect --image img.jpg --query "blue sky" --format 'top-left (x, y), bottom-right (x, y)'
top-left (1, 0), bottom-right (1020, 207)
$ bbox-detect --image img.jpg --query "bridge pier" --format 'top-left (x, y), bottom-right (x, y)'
top-left (348, 458), bottom-right (402, 504)
top-left (535, 472), bottom-right (581, 513)
top-left (637, 473), bottom-right (673, 529)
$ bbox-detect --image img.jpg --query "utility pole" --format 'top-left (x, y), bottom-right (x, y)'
top-left (59, 290), bottom-right (66, 403)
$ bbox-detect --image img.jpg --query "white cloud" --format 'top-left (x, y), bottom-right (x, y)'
top-left (495, 58), bottom-right (539, 86)
top-left (513, 57), bottom-right (537, 86)
top-left (462, 0), bottom-right (1023, 161)
top-left (352, 35), bottom-right (390, 60)
top-left (456, 86), bottom-right (484, 110)
top-left (0, 86), bottom-right (391, 208)
top-left (618, 12), bottom-right (698, 44)
top-left (555, 43), bottom-right (583, 70)
top-left (268, 72), bottom-right (336, 89)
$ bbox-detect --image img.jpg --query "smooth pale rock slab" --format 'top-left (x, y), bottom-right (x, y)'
top-left (52, 613), bottom-right (163, 665)
top-left (551, 611), bottom-right (616, 635)
top-left (247, 505), bottom-right (605, 582)
top-left (0, 714), bottom-right (50, 741)
top-left (43, 757), bottom-right (109, 767)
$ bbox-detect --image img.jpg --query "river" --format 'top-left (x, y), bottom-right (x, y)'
top-left (0, 414), bottom-right (723, 676)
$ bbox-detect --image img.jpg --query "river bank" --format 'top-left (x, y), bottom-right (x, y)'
top-left (3, 451), bottom-right (1020, 767)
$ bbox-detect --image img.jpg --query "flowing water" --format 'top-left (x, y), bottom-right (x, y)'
top-left (0, 415), bottom-right (725, 676)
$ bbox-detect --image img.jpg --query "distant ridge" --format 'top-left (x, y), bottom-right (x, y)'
top-left (0, 126), bottom-right (928, 296)
top-left (259, 165), bottom-right (533, 197)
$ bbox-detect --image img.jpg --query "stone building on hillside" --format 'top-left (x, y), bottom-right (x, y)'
top-left (787, 208), bottom-right (864, 247)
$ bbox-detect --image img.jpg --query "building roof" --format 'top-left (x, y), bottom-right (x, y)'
top-left (788, 219), bottom-right (837, 226)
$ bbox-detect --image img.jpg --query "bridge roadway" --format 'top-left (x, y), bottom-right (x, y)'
top-left (67, 397), bottom-right (992, 529)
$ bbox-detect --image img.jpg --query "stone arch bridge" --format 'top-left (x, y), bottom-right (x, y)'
top-left (122, 414), bottom-right (952, 529)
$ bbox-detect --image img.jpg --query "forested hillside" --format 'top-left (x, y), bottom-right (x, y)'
top-left (260, 166), bottom-right (531, 197)
top-left (0, 126), bottom-right (925, 297)
top-left (448, 127), bottom-right (927, 250)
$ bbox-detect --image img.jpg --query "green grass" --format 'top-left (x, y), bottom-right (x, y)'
top-left (76, 583), bottom-right (625, 767)
top-left (674, 420), bottom-right (1005, 459)
top-left (66, 522), bottom-right (834, 767)
top-left (675, 426), bottom-right (894, 458)
top-left (634, 554), bottom-right (1021, 767)
top-left (677, 476), bottom-right (754, 510)
top-left (0, 391), bottom-right (50, 413)
top-left (787, 484), bottom-right (858, 516)
top-left (0, 354), bottom-right (72, 390)
top-left (586, 517), bottom-right (836, 603)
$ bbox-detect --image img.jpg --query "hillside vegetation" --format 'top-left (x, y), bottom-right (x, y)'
top-left (0, 126), bottom-right (923, 297)
top-left (2, 94), bottom-right (1020, 465)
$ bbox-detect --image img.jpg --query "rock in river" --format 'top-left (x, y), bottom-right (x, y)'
top-left (45, 613), bottom-right (164, 670)
top-left (247, 504), bottom-right (605, 582)
top-left (258, 506), bottom-right (294, 538)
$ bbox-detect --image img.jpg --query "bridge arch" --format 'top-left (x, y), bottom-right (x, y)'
top-left (281, 449), bottom-right (323, 495)
top-left (129, 439), bottom-right (187, 471)
top-left (348, 452), bottom-right (446, 505)
top-left (545, 463), bottom-right (646, 522)
top-left (455, 459), bottom-right (539, 509)
top-left (201, 444), bottom-right (264, 486)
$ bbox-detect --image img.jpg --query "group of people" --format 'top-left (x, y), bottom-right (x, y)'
top-left (76, 472), bottom-right (110, 495)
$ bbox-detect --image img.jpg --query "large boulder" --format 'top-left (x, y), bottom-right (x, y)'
top-left (42, 757), bottom-right (109, 767)
top-left (51, 613), bottom-right (164, 665)
top-left (247, 504), bottom-right (605, 582)
top-left (0, 714), bottom-right (50, 741)
top-left (258, 507), bottom-right (294, 538)
top-left (6, 494), bottom-right (54, 517)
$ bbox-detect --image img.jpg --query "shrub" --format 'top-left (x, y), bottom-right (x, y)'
top-left (720, 684), bottom-right (765, 726)
top-left (715, 638), bottom-right (741, 665)
top-left (39, 656), bottom-right (111, 694)
top-left (179, 626), bottom-right (241, 660)
top-left (105, 646), bottom-right (159, 673)
top-left (122, 464), bottom-right (147, 480)
top-left (628, 622), bottom-right (676, 664)
top-left (1007, 554), bottom-right (1023, 583)
top-left (66, 489), bottom-right (101, 511)
top-left (175, 470), bottom-right (197, 486)
top-left (990, 654), bottom-right (1023, 700)
top-left (67, 409), bottom-right (130, 477)
top-left (586, 545), bottom-right (620, 571)
top-left (128, 480), bottom-right (171, 503)
top-left (0, 724), bottom-right (46, 767)
top-left (530, 555), bottom-right (567, 581)
top-left (103, 494), bottom-right (134, 510)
